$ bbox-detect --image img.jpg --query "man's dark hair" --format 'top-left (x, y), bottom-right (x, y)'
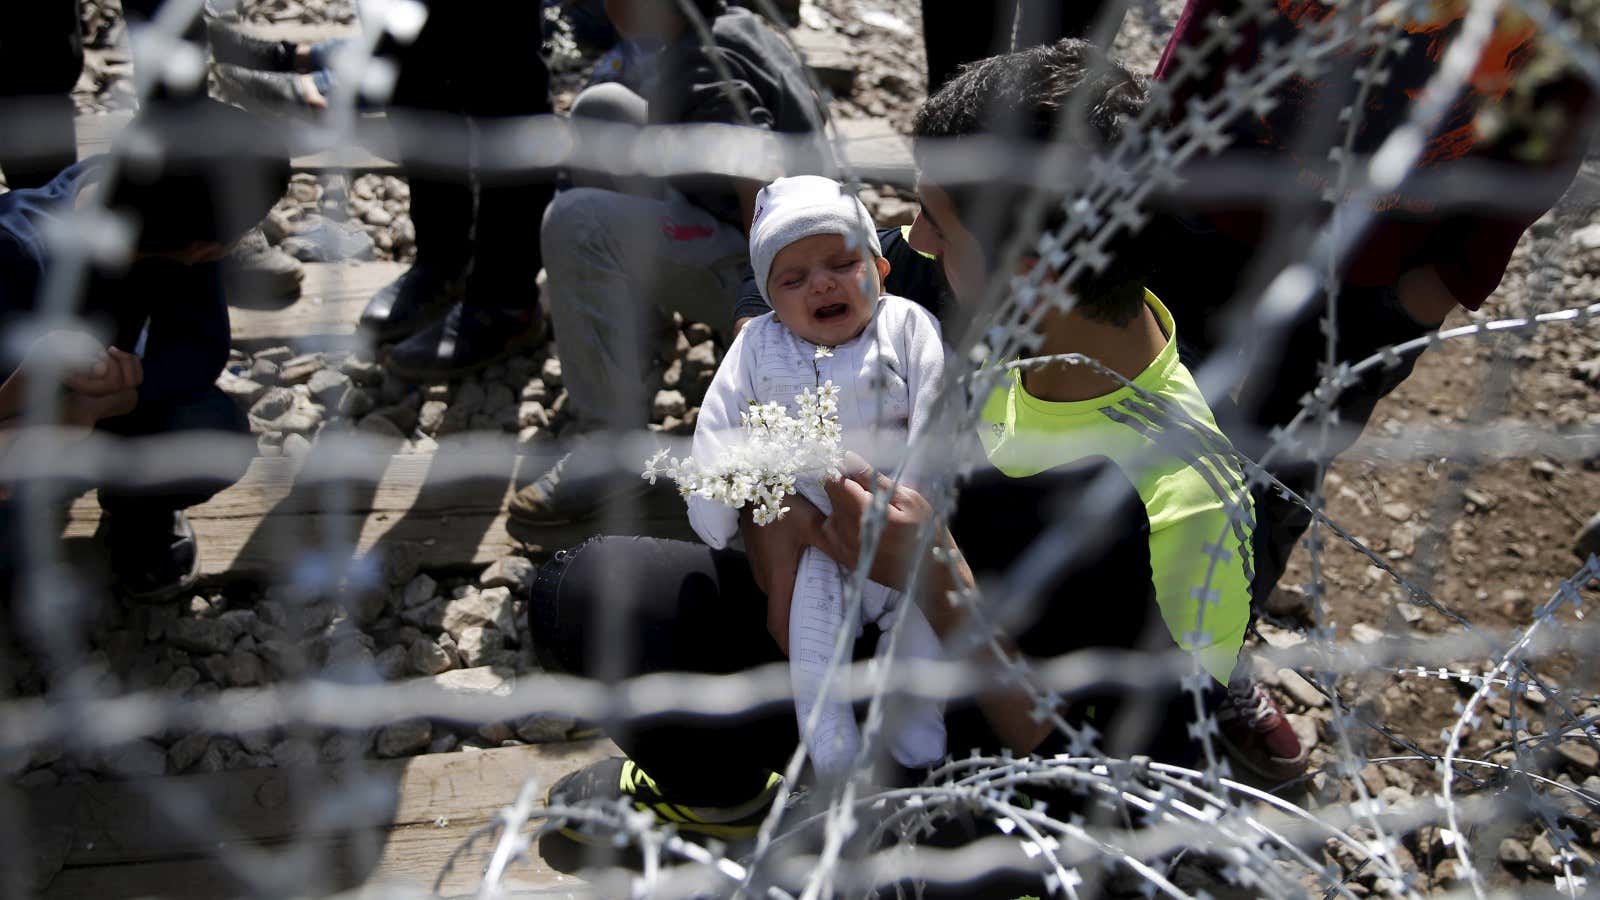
top-left (107, 100), bottom-right (292, 254)
top-left (913, 38), bottom-right (1150, 325)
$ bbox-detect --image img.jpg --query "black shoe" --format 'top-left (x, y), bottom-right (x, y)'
top-left (107, 510), bottom-right (201, 602)
top-left (506, 445), bottom-right (677, 533)
top-left (222, 227), bottom-right (303, 307)
top-left (546, 757), bottom-right (782, 845)
top-left (384, 303), bottom-right (544, 382)
top-left (359, 264), bottom-right (464, 342)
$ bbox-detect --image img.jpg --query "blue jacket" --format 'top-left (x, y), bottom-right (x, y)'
top-left (0, 158), bottom-right (230, 406)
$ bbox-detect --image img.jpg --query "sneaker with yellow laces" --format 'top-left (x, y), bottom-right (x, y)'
top-left (546, 757), bottom-right (783, 844)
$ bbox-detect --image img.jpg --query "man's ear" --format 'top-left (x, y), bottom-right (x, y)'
top-left (874, 255), bottom-right (891, 281)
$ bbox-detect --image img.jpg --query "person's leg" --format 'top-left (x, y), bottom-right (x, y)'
top-left (921, 0), bottom-right (1125, 93)
top-left (566, 82), bottom-right (654, 195)
top-left (359, 3), bottom-right (488, 343)
top-left (541, 187), bottom-right (744, 431)
top-left (529, 535), bottom-right (799, 805)
top-left (384, 1), bottom-right (558, 378)
top-left (507, 187), bottom-right (747, 525)
top-left (921, 0), bottom-right (1006, 93)
top-left (203, 15), bottom-right (297, 71)
top-left (877, 603), bottom-right (949, 770)
top-left (0, 0), bottom-right (83, 189)
top-left (1237, 284), bottom-right (1431, 607)
top-left (789, 549), bottom-right (861, 776)
top-left (95, 386), bottom-right (252, 598)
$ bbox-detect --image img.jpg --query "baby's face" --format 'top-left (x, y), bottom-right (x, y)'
top-left (766, 233), bottom-right (890, 347)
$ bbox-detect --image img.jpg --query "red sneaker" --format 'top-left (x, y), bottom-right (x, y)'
top-left (1215, 680), bottom-right (1312, 782)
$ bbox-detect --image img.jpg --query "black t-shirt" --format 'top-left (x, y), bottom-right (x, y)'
top-left (943, 457), bottom-right (1200, 765)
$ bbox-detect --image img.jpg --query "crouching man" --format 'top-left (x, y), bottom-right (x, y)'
top-left (0, 100), bottom-right (290, 599)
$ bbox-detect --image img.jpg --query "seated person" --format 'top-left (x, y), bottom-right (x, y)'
top-left (507, 0), bottom-right (824, 532)
top-left (528, 40), bottom-right (1255, 897)
top-left (0, 99), bottom-right (290, 600)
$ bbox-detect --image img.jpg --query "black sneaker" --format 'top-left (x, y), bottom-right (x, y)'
top-left (359, 263), bottom-right (464, 342)
top-left (384, 303), bottom-right (545, 382)
top-left (107, 510), bottom-right (201, 602)
top-left (546, 757), bottom-right (782, 845)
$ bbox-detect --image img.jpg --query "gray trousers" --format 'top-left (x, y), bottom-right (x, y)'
top-left (541, 83), bottom-right (749, 433)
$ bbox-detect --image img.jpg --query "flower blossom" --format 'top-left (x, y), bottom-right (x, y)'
top-left (641, 381), bottom-right (845, 525)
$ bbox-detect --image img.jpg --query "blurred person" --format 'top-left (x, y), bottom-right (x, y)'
top-left (529, 44), bottom-right (1252, 899)
top-left (1144, 0), bottom-right (1596, 782)
top-left (506, 0), bottom-right (824, 531)
top-left (0, 100), bottom-right (290, 599)
top-left (922, 0), bottom-right (1126, 92)
top-left (0, 334), bottom-right (141, 615)
top-left (352, 0), bottom-right (557, 380)
top-left (0, 0), bottom-right (84, 191)
top-left (120, 0), bottom-right (308, 302)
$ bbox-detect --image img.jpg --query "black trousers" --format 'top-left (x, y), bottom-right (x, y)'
top-left (389, 1), bottom-right (556, 308)
top-left (528, 467), bottom-right (1205, 806)
top-left (94, 385), bottom-right (254, 521)
top-left (0, 385), bottom-right (250, 604)
top-left (0, 0), bottom-right (83, 189)
top-left (528, 463), bottom-right (1210, 897)
top-left (921, 0), bottom-right (1125, 92)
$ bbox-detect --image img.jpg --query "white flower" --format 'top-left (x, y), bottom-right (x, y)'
top-left (639, 381), bottom-right (845, 526)
top-left (642, 447), bottom-right (672, 485)
top-left (814, 345), bottom-right (835, 359)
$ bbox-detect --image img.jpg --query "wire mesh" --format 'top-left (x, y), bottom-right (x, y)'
top-left (1, 0), bottom-right (1598, 898)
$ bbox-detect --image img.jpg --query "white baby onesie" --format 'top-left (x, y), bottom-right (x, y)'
top-left (688, 294), bottom-right (948, 774)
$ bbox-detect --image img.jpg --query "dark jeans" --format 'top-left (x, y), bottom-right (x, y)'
top-left (921, 0), bottom-right (1125, 92)
top-left (94, 385), bottom-right (253, 522)
top-left (1153, 219), bottom-right (1433, 609)
top-left (389, 1), bottom-right (556, 308)
top-left (0, 0), bottom-right (83, 189)
top-left (0, 385), bottom-right (250, 606)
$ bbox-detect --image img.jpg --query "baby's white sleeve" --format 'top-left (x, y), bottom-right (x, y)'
top-left (685, 322), bottom-right (760, 549)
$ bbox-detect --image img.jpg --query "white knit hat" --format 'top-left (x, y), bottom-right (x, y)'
top-left (749, 175), bottom-right (882, 306)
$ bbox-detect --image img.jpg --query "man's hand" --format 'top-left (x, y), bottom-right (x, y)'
top-left (61, 344), bottom-right (143, 399)
top-left (61, 386), bottom-right (139, 427)
top-left (2, 333), bottom-right (142, 423)
top-left (816, 452), bottom-right (941, 594)
top-left (740, 495), bottom-right (824, 654)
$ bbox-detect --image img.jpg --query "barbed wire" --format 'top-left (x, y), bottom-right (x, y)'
top-left (2, 0), bottom-right (1599, 898)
